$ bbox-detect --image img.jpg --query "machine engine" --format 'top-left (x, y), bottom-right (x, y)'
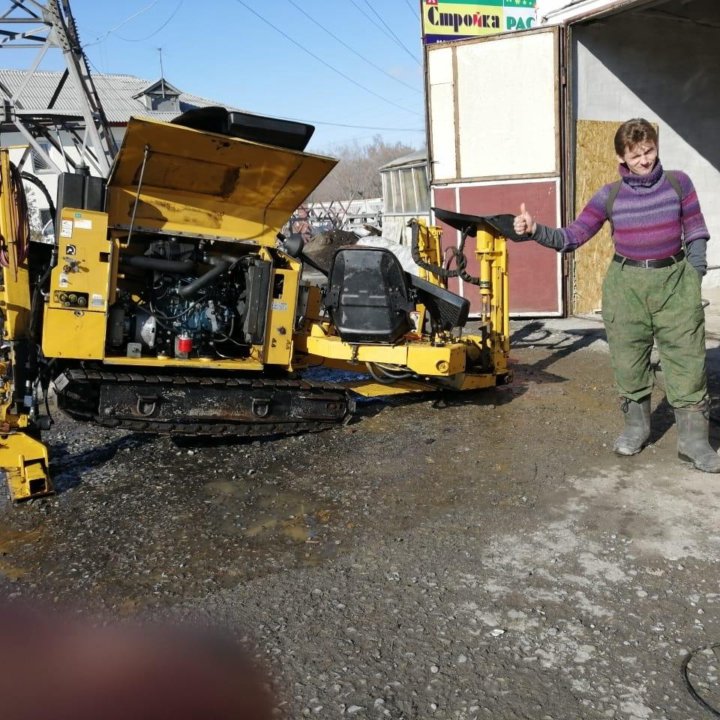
top-left (108, 238), bottom-right (269, 361)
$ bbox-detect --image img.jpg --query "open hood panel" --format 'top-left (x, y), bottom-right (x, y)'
top-left (106, 116), bottom-right (337, 245)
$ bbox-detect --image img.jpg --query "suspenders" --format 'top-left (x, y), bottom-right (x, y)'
top-left (605, 171), bottom-right (682, 235)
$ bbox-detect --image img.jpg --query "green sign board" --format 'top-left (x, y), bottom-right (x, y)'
top-left (422, 0), bottom-right (537, 44)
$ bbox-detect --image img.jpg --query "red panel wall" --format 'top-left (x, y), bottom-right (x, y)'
top-left (431, 181), bottom-right (562, 315)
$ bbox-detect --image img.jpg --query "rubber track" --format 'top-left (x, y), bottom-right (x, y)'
top-left (57, 368), bottom-right (354, 438)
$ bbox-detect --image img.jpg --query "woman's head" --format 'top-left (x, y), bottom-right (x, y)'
top-left (614, 118), bottom-right (658, 176)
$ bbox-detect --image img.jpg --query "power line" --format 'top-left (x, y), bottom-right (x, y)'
top-left (231, 0), bottom-right (421, 116)
top-left (361, 0), bottom-right (421, 66)
top-left (286, 0), bottom-right (420, 95)
top-left (84, 1), bottom-right (161, 48)
top-left (114, 0), bottom-right (185, 43)
top-left (85, 55), bottom-right (422, 136)
top-left (348, 0), bottom-right (395, 44)
top-left (284, 117), bottom-right (423, 132)
top-left (348, 0), bottom-right (421, 67)
top-left (87, 52), bottom-right (421, 134)
top-left (403, 0), bottom-right (419, 19)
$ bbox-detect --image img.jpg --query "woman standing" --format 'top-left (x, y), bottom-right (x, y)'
top-left (513, 118), bottom-right (719, 473)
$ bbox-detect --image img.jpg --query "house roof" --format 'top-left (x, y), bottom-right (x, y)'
top-left (132, 78), bottom-right (182, 100)
top-left (0, 69), bottom-right (237, 124)
top-left (380, 150), bottom-right (427, 171)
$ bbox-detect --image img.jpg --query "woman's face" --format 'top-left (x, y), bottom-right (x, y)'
top-left (618, 141), bottom-right (658, 176)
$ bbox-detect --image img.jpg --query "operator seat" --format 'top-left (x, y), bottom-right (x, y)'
top-left (324, 246), bottom-right (414, 344)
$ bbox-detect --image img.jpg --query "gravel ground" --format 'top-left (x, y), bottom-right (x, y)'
top-left (1, 319), bottom-right (720, 719)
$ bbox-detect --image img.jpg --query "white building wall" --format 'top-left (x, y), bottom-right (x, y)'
top-left (428, 28), bottom-right (560, 183)
top-left (428, 47), bottom-right (457, 181)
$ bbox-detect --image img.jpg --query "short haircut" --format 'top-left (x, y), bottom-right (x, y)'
top-left (614, 118), bottom-right (658, 156)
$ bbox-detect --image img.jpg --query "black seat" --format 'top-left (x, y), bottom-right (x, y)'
top-left (324, 247), bottom-right (414, 344)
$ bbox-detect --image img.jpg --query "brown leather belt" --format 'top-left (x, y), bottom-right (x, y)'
top-left (612, 250), bottom-right (685, 268)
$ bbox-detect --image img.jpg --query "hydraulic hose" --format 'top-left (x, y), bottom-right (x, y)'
top-left (409, 218), bottom-right (481, 286)
top-left (366, 362), bottom-right (415, 384)
top-left (21, 172), bottom-right (58, 342)
top-left (177, 257), bottom-right (230, 298)
top-left (409, 218), bottom-right (455, 279)
top-left (122, 256), bottom-right (196, 273)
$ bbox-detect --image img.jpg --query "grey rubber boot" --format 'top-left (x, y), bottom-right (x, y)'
top-left (613, 397), bottom-right (651, 456)
top-left (675, 402), bottom-right (720, 473)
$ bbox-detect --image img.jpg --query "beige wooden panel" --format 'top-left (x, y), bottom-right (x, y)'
top-left (573, 120), bottom-right (618, 314)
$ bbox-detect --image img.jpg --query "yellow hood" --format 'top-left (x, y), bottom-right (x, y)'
top-left (106, 116), bottom-right (337, 246)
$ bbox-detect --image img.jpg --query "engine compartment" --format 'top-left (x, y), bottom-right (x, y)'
top-left (108, 236), bottom-right (278, 361)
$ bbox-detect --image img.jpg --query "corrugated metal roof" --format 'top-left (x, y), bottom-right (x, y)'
top-left (0, 69), bottom-right (238, 124)
top-left (380, 150), bottom-right (427, 171)
top-left (537, 0), bottom-right (666, 25)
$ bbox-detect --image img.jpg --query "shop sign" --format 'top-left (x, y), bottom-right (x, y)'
top-left (422, 0), bottom-right (536, 44)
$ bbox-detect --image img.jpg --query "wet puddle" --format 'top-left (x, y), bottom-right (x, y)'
top-left (203, 480), bottom-right (341, 560)
top-left (0, 527), bottom-right (43, 581)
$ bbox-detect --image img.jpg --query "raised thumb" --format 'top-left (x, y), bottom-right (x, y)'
top-left (520, 202), bottom-right (527, 216)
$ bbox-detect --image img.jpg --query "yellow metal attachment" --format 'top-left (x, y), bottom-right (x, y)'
top-left (0, 432), bottom-right (53, 502)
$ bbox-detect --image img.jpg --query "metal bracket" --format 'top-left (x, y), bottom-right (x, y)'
top-left (251, 397), bottom-right (270, 418)
top-left (135, 393), bottom-right (159, 417)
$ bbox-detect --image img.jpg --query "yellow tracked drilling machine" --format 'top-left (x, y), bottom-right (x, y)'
top-left (0, 106), bottom-right (525, 501)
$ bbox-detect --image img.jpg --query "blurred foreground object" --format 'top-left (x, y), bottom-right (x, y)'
top-left (0, 606), bottom-right (274, 720)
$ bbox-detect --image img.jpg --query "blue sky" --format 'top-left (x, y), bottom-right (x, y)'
top-left (41, 1), bottom-right (426, 154)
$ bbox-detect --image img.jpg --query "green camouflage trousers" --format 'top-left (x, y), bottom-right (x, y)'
top-left (601, 257), bottom-right (707, 407)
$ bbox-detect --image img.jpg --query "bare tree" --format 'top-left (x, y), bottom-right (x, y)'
top-left (310, 135), bottom-right (418, 202)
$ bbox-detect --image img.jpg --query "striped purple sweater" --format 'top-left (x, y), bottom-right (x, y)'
top-left (561, 161), bottom-right (709, 260)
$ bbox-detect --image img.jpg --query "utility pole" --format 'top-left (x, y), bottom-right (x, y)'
top-left (0, 0), bottom-right (118, 176)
